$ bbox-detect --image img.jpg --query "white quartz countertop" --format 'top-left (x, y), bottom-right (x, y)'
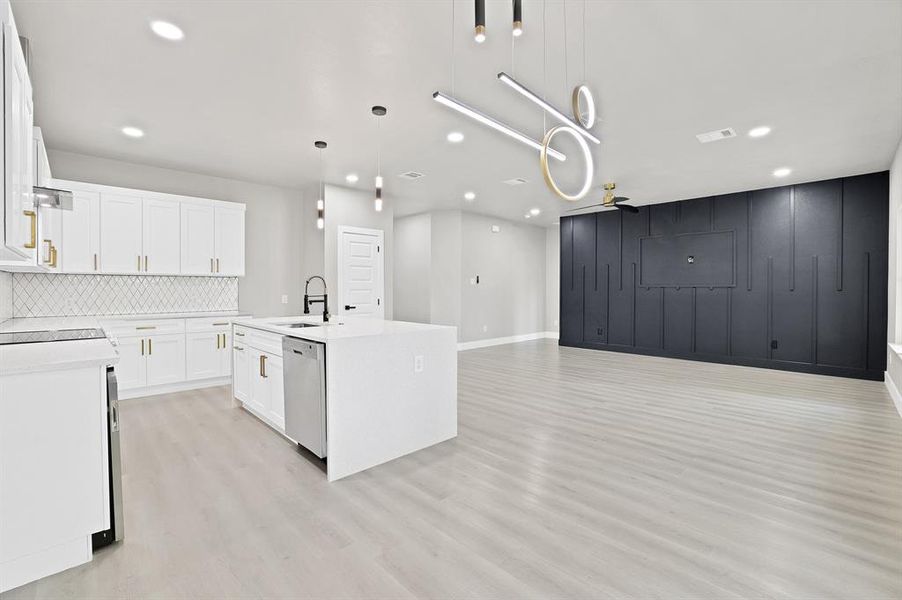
top-left (0, 311), bottom-right (251, 333)
top-left (233, 315), bottom-right (456, 343)
top-left (0, 338), bottom-right (119, 376)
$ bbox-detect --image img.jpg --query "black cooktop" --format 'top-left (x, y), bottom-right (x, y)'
top-left (0, 328), bottom-right (107, 346)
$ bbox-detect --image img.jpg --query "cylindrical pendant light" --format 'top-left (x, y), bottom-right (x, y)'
top-left (474, 0), bottom-right (486, 43)
top-left (314, 140), bottom-right (326, 229)
top-left (512, 0), bottom-right (522, 37)
top-left (372, 106), bottom-right (387, 212)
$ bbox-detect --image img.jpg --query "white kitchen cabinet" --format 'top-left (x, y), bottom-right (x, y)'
top-left (60, 190), bottom-right (100, 273)
top-left (232, 343), bottom-right (249, 402)
top-left (145, 333), bottom-right (186, 386)
top-left (0, 10), bottom-right (35, 265)
top-left (142, 198), bottom-right (180, 274)
top-left (249, 348), bottom-right (271, 417)
top-left (265, 354), bottom-right (285, 429)
top-left (180, 201), bottom-right (215, 275)
top-left (186, 332), bottom-right (221, 380)
top-left (100, 193), bottom-right (142, 274)
top-left (213, 202), bottom-right (245, 276)
top-left (33, 126), bottom-right (51, 187)
top-left (37, 204), bottom-right (62, 272)
top-left (113, 336), bottom-right (146, 390)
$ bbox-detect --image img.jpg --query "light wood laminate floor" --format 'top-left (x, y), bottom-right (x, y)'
top-left (5, 340), bottom-right (902, 599)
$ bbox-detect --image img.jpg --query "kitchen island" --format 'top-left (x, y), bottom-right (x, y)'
top-left (232, 316), bottom-right (457, 481)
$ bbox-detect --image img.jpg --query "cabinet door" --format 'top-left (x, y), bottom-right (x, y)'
top-left (265, 354), bottom-right (285, 430)
top-left (114, 337), bottom-right (146, 391)
top-left (145, 333), bottom-right (186, 386)
top-left (2, 23), bottom-right (35, 262)
top-left (232, 344), bottom-right (249, 402)
top-left (219, 331), bottom-right (232, 377)
top-left (142, 198), bottom-right (180, 274)
top-left (185, 331), bottom-right (221, 380)
top-left (61, 191), bottom-right (100, 273)
top-left (248, 350), bottom-right (270, 415)
top-left (180, 202), bottom-right (214, 275)
top-left (100, 194), bottom-right (143, 273)
top-left (213, 204), bottom-right (245, 276)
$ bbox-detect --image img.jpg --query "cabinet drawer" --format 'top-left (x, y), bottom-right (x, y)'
top-left (246, 329), bottom-right (283, 357)
top-left (185, 316), bottom-right (233, 333)
top-left (103, 318), bottom-right (186, 338)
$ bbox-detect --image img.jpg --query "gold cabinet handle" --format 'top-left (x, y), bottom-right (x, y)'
top-left (94, 253), bottom-right (98, 271)
top-left (138, 255), bottom-right (142, 271)
top-left (259, 354), bottom-right (267, 378)
top-left (216, 258), bottom-right (220, 273)
top-left (148, 338), bottom-right (152, 355)
top-left (234, 345), bottom-right (244, 351)
top-left (49, 244), bottom-right (57, 268)
top-left (213, 322), bottom-right (229, 326)
top-left (141, 339), bottom-right (145, 356)
top-left (220, 333), bottom-right (225, 348)
top-left (23, 210), bottom-right (36, 249)
top-left (210, 258), bottom-right (214, 273)
top-left (216, 333), bottom-right (221, 349)
top-left (41, 239), bottom-right (52, 264)
top-left (145, 255), bottom-right (148, 271)
top-left (135, 325), bottom-right (156, 330)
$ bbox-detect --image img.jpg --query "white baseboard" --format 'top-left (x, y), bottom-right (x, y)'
top-left (119, 376), bottom-right (230, 400)
top-left (458, 331), bottom-right (558, 351)
top-left (884, 371), bottom-right (902, 419)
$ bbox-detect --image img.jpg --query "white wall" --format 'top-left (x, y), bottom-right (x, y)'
top-left (545, 226), bottom-right (560, 333)
top-left (429, 210), bottom-right (462, 328)
top-left (323, 184), bottom-right (394, 319)
top-left (459, 212), bottom-right (546, 342)
top-left (885, 135), bottom-right (902, 415)
top-left (47, 150), bottom-right (304, 318)
top-left (393, 213), bottom-right (432, 323)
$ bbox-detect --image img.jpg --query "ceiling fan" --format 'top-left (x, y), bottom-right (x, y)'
top-left (567, 183), bottom-right (639, 213)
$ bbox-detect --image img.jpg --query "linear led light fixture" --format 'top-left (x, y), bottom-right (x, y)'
top-left (497, 72), bottom-right (600, 145)
top-left (432, 91), bottom-right (566, 161)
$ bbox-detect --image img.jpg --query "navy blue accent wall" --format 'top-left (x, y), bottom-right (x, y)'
top-left (559, 172), bottom-right (889, 380)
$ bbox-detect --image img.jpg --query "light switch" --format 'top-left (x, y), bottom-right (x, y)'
top-left (414, 355), bottom-right (424, 373)
top-left (281, 295), bottom-right (289, 304)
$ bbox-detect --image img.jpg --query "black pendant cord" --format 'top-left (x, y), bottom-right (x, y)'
top-left (475, 0), bottom-right (485, 41)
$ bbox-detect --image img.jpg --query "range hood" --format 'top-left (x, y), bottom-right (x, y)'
top-left (34, 186), bottom-right (73, 210)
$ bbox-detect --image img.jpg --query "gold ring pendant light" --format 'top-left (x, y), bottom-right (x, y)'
top-left (540, 85), bottom-right (596, 202)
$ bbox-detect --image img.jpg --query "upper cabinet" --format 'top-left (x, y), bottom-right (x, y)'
top-left (48, 179), bottom-right (245, 277)
top-left (0, 5), bottom-right (35, 265)
top-left (214, 202), bottom-right (245, 276)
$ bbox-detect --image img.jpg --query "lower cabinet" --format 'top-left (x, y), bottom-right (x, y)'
top-left (235, 327), bottom-right (285, 431)
top-left (186, 330), bottom-right (231, 380)
top-left (115, 334), bottom-right (185, 391)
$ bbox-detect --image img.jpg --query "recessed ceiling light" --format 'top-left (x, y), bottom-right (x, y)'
top-left (345, 173), bottom-right (359, 184)
top-left (464, 191), bottom-right (476, 201)
top-left (121, 126), bottom-right (144, 138)
top-left (446, 131), bottom-right (464, 143)
top-left (150, 20), bottom-right (184, 41)
top-left (529, 208), bottom-right (541, 216)
top-left (524, 213), bottom-right (531, 219)
top-left (749, 126), bottom-right (771, 138)
top-left (773, 167), bottom-right (792, 178)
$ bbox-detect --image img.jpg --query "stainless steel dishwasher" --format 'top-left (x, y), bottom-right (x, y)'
top-left (282, 337), bottom-right (327, 458)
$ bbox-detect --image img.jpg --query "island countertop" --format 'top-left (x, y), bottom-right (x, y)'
top-left (232, 315), bottom-right (455, 343)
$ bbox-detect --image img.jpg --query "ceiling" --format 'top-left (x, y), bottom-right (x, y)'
top-left (13, 0), bottom-right (902, 225)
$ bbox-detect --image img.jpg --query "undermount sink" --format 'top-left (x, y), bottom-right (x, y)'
top-left (277, 322), bottom-right (319, 328)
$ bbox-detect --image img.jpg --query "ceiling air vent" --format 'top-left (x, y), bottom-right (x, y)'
top-left (503, 177), bottom-right (528, 186)
top-left (695, 128), bottom-right (736, 143)
top-left (398, 171), bottom-right (425, 180)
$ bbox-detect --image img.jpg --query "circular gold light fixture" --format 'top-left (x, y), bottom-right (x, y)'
top-left (571, 85), bottom-right (596, 129)
top-left (540, 126), bottom-right (593, 202)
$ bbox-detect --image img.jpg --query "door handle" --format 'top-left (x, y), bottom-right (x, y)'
top-left (23, 210), bottom-right (36, 249)
top-left (345, 305), bottom-right (357, 310)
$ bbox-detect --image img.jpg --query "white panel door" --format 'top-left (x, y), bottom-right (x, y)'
top-left (185, 331), bottom-right (221, 380)
top-left (180, 202), bottom-right (214, 275)
top-left (114, 337), bottom-right (146, 391)
top-left (142, 198), bottom-right (180, 274)
top-left (2, 23), bottom-right (35, 261)
top-left (214, 204), bottom-right (245, 276)
top-left (61, 190), bottom-right (100, 273)
top-left (232, 344), bottom-right (249, 402)
top-left (146, 333), bottom-right (186, 386)
top-left (100, 193), bottom-right (143, 273)
top-left (248, 350), bottom-right (270, 415)
top-left (338, 227), bottom-right (384, 318)
top-left (265, 355), bottom-right (285, 430)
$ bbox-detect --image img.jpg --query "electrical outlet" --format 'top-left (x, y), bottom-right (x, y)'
top-left (414, 355), bottom-right (424, 373)
top-left (597, 327), bottom-right (604, 336)
top-left (281, 295), bottom-right (289, 304)
top-left (770, 339), bottom-right (779, 349)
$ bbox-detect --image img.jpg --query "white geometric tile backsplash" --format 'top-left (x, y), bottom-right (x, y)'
top-left (12, 274), bottom-right (239, 318)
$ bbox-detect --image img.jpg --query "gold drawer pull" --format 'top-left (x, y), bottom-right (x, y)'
top-left (23, 210), bottom-right (36, 249)
top-left (93, 253), bottom-right (98, 271)
top-left (49, 244), bottom-right (57, 268)
top-left (148, 339), bottom-right (152, 355)
top-left (259, 354), bottom-right (267, 378)
top-left (141, 339), bottom-right (145, 355)
top-left (135, 325), bottom-right (157, 330)
top-left (212, 322), bottom-right (229, 326)
top-left (234, 345), bottom-right (244, 351)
